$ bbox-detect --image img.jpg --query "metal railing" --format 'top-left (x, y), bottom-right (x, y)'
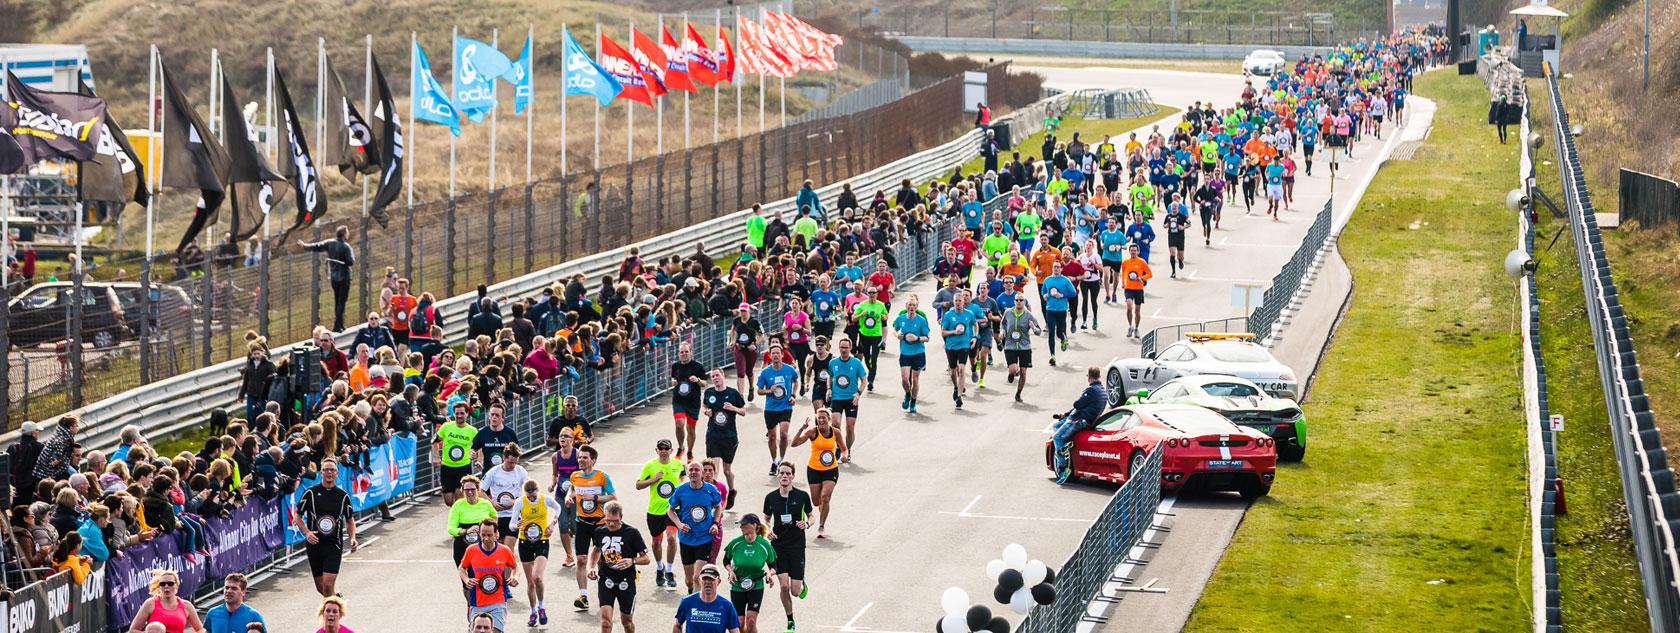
top-left (1542, 62), bottom-right (1680, 632)
top-left (862, 5), bottom-right (1359, 47)
top-left (1515, 88), bottom-right (1561, 633)
top-left (1065, 88), bottom-right (1158, 121)
top-left (1017, 443), bottom-right (1163, 632)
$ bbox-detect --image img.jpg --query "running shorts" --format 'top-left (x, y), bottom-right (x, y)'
top-left (496, 516), bottom-right (516, 541)
top-left (1168, 233), bottom-right (1186, 250)
top-left (1124, 289), bottom-right (1146, 304)
top-left (441, 464), bottom-right (470, 494)
top-left (810, 382), bottom-right (829, 404)
top-left (468, 604), bottom-right (506, 631)
top-left (1303, 143), bottom-right (1315, 156)
top-left (944, 347), bottom-right (970, 369)
top-left (974, 328), bottom-right (994, 348)
top-left (764, 409), bottom-right (792, 430)
top-left (1266, 184), bottom-right (1284, 200)
top-left (772, 541), bottom-right (806, 580)
top-left (1005, 349), bottom-right (1033, 368)
top-left (1103, 259), bottom-right (1125, 272)
top-left (706, 436), bottom-right (740, 464)
top-left (518, 540), bottom-right (550, 563)
top-left (808, 466), bottom-right (839, 486)
top-left (598, 577), bottom-right (637, 614)
top-left (648, 512), bottom-right (675, 536)
top-left (733, 589), bottom-right (766, 615)
top-left (306, 541), bottom-right (343, 576)
top-left (680, 542), bottom-right (713, 565)
top-left (672, 403), bottom-right (699, 425)
top-left (829, 398), bottom-right (858, 419)
top-left (573, 520), bottom-right (599, 555)
top-left (813, 319), bottom-right (836, 339)
top-left (898, 353), bottom-right (926, 371)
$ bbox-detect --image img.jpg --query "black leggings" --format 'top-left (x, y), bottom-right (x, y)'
top-left (1079, 280), bottom-right (1100, 325)
top-left (858, 335), bottom-right (882, 385)
top-left (1045, 310), bottom-right (1067, 353)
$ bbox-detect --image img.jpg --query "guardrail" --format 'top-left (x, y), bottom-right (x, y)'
top-left (1515, 88), bottom-right (1561, 633)
top-left (17, 91), bottom-right (1068, 455)
top-left (893, 36), bottom-right (1333, 60)
top-left (1064, 88), bottom-right (1158, 121)
top-left (1017, 442), bottom-right (1163, 632)
top-left (1542, 62), bottom-right (1680, 632)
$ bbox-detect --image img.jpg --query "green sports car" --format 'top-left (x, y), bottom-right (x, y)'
top-left (1141, 374), bottom-right (1307, 462)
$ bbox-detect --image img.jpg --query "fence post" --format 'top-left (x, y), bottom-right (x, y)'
top-left (654, 154), bottom-right (666, 234)
top-left (682, 150), bottom-right (694, 227)
top-left (1068, 8), bottom-right (1074, 40)
top-left (589, 171), bottom-right (603, 253)
top-left (403, 203), bottom-right (415, 279)
top-left (485, 188), bottom-right (498, 285)
top-left (200, 247), bottom-right (212, 366)
top-left (992, 4), bottom-right (998, 38)
top-left (524, 184), bottom-right (536, 273)
top-left (735, 137), bottom-right (746, 213)
top-left (0, 283), bottom-right (8, 426)
top-left (138, 257), bottom-right (153, 384)
top-left (944, 6), bottom-right (949, 37)
top-left (444, 198), bottom-right (457, 297)
top-left (258, 238), bottom-right (271, 340)
top-left (1104, 11), bottom-right (1111, 41)
top-left (625, 161), bottom-right (637, 245)
top-left (758, 133), bottom-right (768, 205)
top-left (1029, 8), bottom-right (1035, 38)
top-left (710, 146), bottom-right (720, 222)
top-left (310, 225), bottom-right (322, 329)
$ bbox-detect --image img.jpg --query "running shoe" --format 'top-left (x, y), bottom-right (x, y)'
top-left (1054, 467), bottom-right (1073, 485)
top-left (1061, 340), bottom-right (1069, 352)
top-left (901, 394), bottom-right (909, 410)
top-left (1049, 356), bottom-right (1057, 367)
top-left (799, 581), bottom-right (810, 598)
top-left (977, 377), bottom-right (986, 389)
top-left (956, 394), bottom-right (964, 408)
top-left (539, 607), bottom-right (548, 625)
top-left (909, 400), bottom-right (918, 413)
top-left (573, 596), bottom-right (590, 611)
top-left (727, 489), bottom-right (738, 510)
top-left (1015, 394), bottom-right (1024, 403)
top-left (529, 612), bottom-right (539, 627)
top-left (685, 449), bottom-right (694, 462)
top-left (769, 463), bottom-right (779, 476)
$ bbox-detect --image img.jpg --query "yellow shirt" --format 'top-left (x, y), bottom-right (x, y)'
top-left (514, 493), bottom-right (560, 541)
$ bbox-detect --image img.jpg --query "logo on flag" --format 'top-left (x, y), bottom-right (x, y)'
top-left (683, 24), bottom-right (721, 86)
top-left (598, 33), bottom-right (657, 107)
top-left (561, 26), bottom-right (622, 107)
top-left (508, 35), bottom-right (534, 114)
top-left (454, 35), bottom-right (512, 123)
top-left (629, 27), bottom-right (670, 98)
top-left (413, 41), bottom-right (460, 136)
top-left (658, 25), bottom-right (697, 92)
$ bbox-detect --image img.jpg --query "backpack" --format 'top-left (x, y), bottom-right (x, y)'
top-left (410, 305), bottom-right (433, 338)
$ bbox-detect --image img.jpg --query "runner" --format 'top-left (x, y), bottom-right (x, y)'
top-left (1125, 213), bottom-right (1155, 264)
top-left (1193, 177), bottom-right (1219, 246)
top-left (1075, 240), bottom-right (1103, 330)
top-left (998, 297), bottom-right (1044, 403)
top-left (447, 475), bottom-right (497, 570)
top-left (867, 260), bottom-right (895, 311)
top-left (892, 295), bottom-right (931, 413)
top-left (722, 515), bottom-right (778, 633)
top-left (589, 501), bottom-right (650, 633)
top-left (482, 444), bottom-right (530, 549)
top-left (458, 518), bottom-right (518, 632)
top-left (1121, 243), bottom-right (1153, 339)
top-left (1162, 195), bottom-right (1191, 278)
top-left (702, 460), bottom-right (731, 563)
top-left (783, 297), bottom-right (813, 385)
top-left (755, 344), bottom-right (800, 476)
top-left (568, 445), bottom-right (617, 612)
top-left (1264, 155), bottom-right (1285, 220)
top-left (764, 462), bottom-right (814, 633)
top-left (1097, 216), bottom-right (1128, 304)
top-left (1014, 204), bottom-right (1042, 253)
top-left (673, 565), bottom-right (742, 633)
top-left (298, 458), bottom-right (356, 598)
top-left (513, 479), bottom-right (562, 627)
top-left (472, 403), bottom-right (518, 475)
top-left (671, 342), bottom-right (708, 462)
top-left (636, 439), bottom-right (687, 589)
top-left (729, 305), bottom-right (763, 401)
top-left (789, 410), bottom-right (845, 539)
top-left (805, 339), bottom-right (832, 412)
top-left (824, 338), bottom-right (867, 462)
top-left (668, 460), bottom-right (725, 592)
top-left (703, 368), bottom-right (746, 499)
top-left (435, 402), bottom-right (479, 507)
top-left (550, 429), bottom-right (582, 568)
top-left (1040, 262), bottom-right (1076, 365)
top-left (940, 290), bottom-right (978, 408)
top-left (850, 287), bottom-right (888, 391)
top-left (808, 276), bottom-right (840, 341)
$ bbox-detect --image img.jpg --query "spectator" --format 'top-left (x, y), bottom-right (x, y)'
top-left (111, 425), bottom-right (146, 464)
top-left (468, 298), bottom-right (504, 341)
top-left (78, 502), bottom-right (112, 562)
top-left (31, 416), bottom-right (77, 482)
top-left (49, 532), bottom-right (92, 584)
top-left (351, 313), bottom-right (395, 355)
top-left (796, 179), bottom-right (826, 222)
top-left (299, 226), bottom-right (357, 331)
top-left (237, 343), bottom-right (276, 423)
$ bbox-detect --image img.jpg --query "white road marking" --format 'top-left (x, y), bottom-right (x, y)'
top-left (840, 602), bottom-right (875, 631)
top-left (938, 510), bottom-right (1096, 523)
top-left (959, 495), bottom-right (983, 515)
top-left (1183, 272), bottom-right (1272, 284)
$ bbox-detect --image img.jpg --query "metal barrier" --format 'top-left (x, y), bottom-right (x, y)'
top-left (1515, 88), bottom-right (1561, 633)
top-left (1017, 443), bottom-right (1163, 632)
top-left (1138, 316), bottom-right (1249, 359)
top-left (1618, 169), bottom-right (1680, 231)
top-left (1542, 62), bottom-right (1680, 632)
top-left (0, 567), bottom-right (106, 633)
top-left (867, 5), bottom-right (1358, 47)
top-left (1065, 88), bottom-right (1158, 121)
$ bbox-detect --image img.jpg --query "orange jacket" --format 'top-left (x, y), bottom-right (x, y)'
top-left (1121, 257), bottom-right (1152, 291)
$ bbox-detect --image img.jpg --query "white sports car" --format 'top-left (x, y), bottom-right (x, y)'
top-left (1104, 333), bottom-right (1299, 406)
top-left (1243, 49), bottom-right (1287, 76)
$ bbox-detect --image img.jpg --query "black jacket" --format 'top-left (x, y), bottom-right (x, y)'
top-left (301, 238), bottom-right (356, 283)
top-left (467, 311), bottom-right (505, 342)
top-left (352, 327), bottom-right (396, 354)
top-left (237, 357), bottom-right (277, 401)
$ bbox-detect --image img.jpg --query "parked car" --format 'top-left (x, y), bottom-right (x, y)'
top-left (1243, 49), bottom-right (1287, 76)
top-left (7, 282), bottom-right (131, 349)
top-left (1142, 374), bottom-right (1307, 462)
top-left (1104, 332), bottom-right (1299, 406)
top-left (109, 281), bottom-right (197, 338)
top-left (1044, 404), bottom-right (1277, 498)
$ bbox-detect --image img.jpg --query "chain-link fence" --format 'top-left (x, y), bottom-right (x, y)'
top-left (1, 62), bottom-right (1012, 428)
top-left (858, 4), bottom-right (1361, 47)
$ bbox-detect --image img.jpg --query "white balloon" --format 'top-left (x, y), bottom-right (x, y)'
top-left (941, 586), bottom-right (970, 616)
top-left (985, 559), bottom-right (1008, 580)
top-left (1023, 559), bottom-right (1048, 586)
top-left (1009, 587), bottom-right (1035, 615)
top-left (1002, 543), bottom-right (1028, 569)
top-left (941, 613), bottom-right (967, 633)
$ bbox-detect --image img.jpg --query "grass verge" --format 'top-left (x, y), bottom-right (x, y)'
top-left (1185, 70), bottom-right (1529, 630)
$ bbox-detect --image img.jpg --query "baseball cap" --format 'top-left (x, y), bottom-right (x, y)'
top-left (656, 439), bottom-right (673, 450)
top-left (738, 513), bottom-right (762, 526)
top-left (20, 421), bottom-right (38, 434)
top-left (699, 564), bottom-right (723, 579)
top-left (737, 303), bottom-right (752, 312)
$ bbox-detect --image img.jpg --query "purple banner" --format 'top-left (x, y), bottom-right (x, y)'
top-left (105, 495), bottom-right (284, 627)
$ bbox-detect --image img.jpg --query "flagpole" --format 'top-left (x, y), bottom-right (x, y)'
top-left (683, 11), bottom-right (691, 150)
top-left (627, 21), bottom-right (634, 166)
top-left (318, 38), bottom-right (329, 206)
top-left (736, 6), bottom-right (743, 139)
top-left (265, 47), bottom-right (275, 241)
top-left (146, 44), bottom-right (158, 260)
top-left (209, 47), bottom-right (220, 252)
top-left (408, 32), bottom-right (417, 210)
top-left (594, 21), bottom-right (602, 171)
top-left (779, 1), bottom-right (788, 129)
top-left (362, 33), bottom-right (372, 221)
top-left (489, 28), bottom-right (499, 192)
top-left (525, 23), bottom-right (533, 187)
top-left (714, 9), bottom-right (721, 145)
top-left (450, 26), bottom-right (458, 199)
top-left (560, 24), bottom-right (569, 176)
top-left (656, 16), bottom-right (664, 156)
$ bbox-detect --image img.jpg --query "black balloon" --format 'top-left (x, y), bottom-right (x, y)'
top-left (1042, 567), bottom-right (1057, 584)
top-left (985, 616), bottom-right (1012, 633)
top-left (996, 569), bottom-right (1025, 593)
top-left (1031, 583), bottom-right (1058, 605)
top-left (966, 605), bottom-right (993, 631)
top-left (992, 584), bottom-right (1015, 605)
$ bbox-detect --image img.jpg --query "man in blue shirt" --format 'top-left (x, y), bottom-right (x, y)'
top-left (756, 345), bottom-right (801, 476)
top-left (892, 295), bottom-right (932, 413)
top-left (1264, 159), bottom-right (1286, 219)
top-left (833, 254), bottom-right (865, 287)
top-left (1097, 216), bottom-right (1128, 304)
top-left (940, 291), bottom-right (979, 409)
top-left (674, 564), bottom-right (742, 633)
top-left (206, 573), bottom-right (266, 633)
top-left (668, 460), bottom-right (725, 592)
top-left (826, 338), bottom-right (869, 459)
top-left (809, 276), bottom-right (841, 341)
top-left (1040, 262), bottom-right (1078, 365)
top-left (961, 195), bottom-right (985, 234)
top-left (1126, 216), bottom-right (1156, 263)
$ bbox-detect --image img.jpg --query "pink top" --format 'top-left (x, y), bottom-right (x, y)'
top-left (146, 596), bottom-right (189, 633)
top-left (317, 627), bottom-right (356, 633)
top-left (783, 312), bottom-right (810, 344)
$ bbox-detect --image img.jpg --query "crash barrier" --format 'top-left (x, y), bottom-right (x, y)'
top-left (0, 567), bottom-right (107, 633)
top-left (1016, 443), bottom-right (1163, 632)
top-left (1139, 200), bottom-right (1333, 357)
top-left (1542, 62), bottom-right (1680, 632)
top-left (1618, 169), bottom-right (1680, 232)
top-left (1515, 92), bottom-right (1561, 633)
top-left (875, 6), bottom-right (1356, 48)
top-left (1064, 88), bottom-right (1158, 121)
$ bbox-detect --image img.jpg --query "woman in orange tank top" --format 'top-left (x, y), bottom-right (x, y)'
top-left (791, 409), bottom-right (846, 539)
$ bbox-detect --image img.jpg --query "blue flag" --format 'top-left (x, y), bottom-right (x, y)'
top-left (412, 41), bottom-right (460, 136)
top-left (561, 26), bottom-right (622, 107)
top-left (508, 35), bottom-right (533, 114)
top-left (453, 35), bottom-right (511, 123)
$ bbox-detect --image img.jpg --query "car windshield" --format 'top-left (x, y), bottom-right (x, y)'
top-left (13, 289), bottom-right (56, 309)
top-left (1153, 408), bottom-right (1238, 429)
top-left (1205, 344), bottom-right (1272, 363)
top-left (1201, 382), bottom-right (1262, 397)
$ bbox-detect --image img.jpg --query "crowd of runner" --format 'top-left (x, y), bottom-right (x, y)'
top-left (1, 29), bottom-right (1434, 633)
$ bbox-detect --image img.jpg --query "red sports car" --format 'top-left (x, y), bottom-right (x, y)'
top-left (1044, 404), bottom-right (1278, 498)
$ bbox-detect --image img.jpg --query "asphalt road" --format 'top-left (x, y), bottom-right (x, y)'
top-left (240, 66), bottom-right (1408, 633)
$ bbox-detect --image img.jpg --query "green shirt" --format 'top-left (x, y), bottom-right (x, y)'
top-left (1014, 212), bottom-right (1041, 239)
top-left (1046, 178), bottom-right (1069, 197)
top-left (447, 498), bottom-right (497, 537)
top-left (981, 234), bottom-right (1012, 262)
top-left (746, 215), bottom-right (768, 250)
top-left (854, 300), bottom-right (889, 337)
top-left (437, 422), bottom-right (479, 468)
top-left (639, 458), bottom-right (686, 516)
top-left (722, 535), bottom-right (778, 592)
top-left (792, 217), bottom-right (820, 244)
top-left (1129, 184), bottom-right (1154, 212)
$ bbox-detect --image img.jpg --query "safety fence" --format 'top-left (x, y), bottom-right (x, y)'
top-left (792, 77), bottom-right (905, 125)
top-left (0, 567), bottom-right (107, 633)
top-left (1016, 442), bottom-right (1163, 633)
top-left (1139, 200), bottom-right (1332, 358)
top-left (0, 60), bottom-right (1012, 427)
top-left (1063, 88), bottom-right (1158, 121)
top-left (859, 4), bottom-right (1361, 47)
top-left (1542, 62), bottom-right (1680, 632)
top-left (1515, 89), bottom-right (1561, 633)
top-left (1618, 169), bottom-right (1680, 232)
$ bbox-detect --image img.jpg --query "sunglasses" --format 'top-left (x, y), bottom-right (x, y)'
top-left (159, 581), bottom-right (176, 587)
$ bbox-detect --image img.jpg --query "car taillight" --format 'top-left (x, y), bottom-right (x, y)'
top-left (1167, 438), bottom-right (1180, 448)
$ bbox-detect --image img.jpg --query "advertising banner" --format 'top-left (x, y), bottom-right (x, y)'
top-left (105, 494), bottom-right (282, 626)
top-left (0, 566), bottom-right (107, 633)
top-left (283, 436), bottom-right (417, 545)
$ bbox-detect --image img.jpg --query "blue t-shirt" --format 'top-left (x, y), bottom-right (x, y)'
top-left (756, 364), bottom-right (799, 412)
top-left (961, 201), bottom-right (985, 230)
top-left (940, 307), bottom-right (978, 350)
top-left (893, 310), bottom-right (931, 356)
top-left (834, 265), bottom-right (864, 285)
top-left (1126, 222), bottom-right (1156, 247)
top-left (1098, 229), bottom-right (1129, 261)
top-left (1041, 276), bottom-right (1077, 312)
top-left (809, 290), bottom-right (840, 320)
top-left (206, 604), bottom-right (266, 633)
top-left (675, 592), bottom-right (742, 633)
top-left (670, 482), bottom-right (724, 547)
top-left (1265, 163), bottom-right (1285, 186)
top-left (995, 290), bottom-right (1019, 310)
top-left (827, 356), bottom-right (868, 401)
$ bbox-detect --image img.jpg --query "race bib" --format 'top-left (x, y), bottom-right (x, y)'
top-left (678, 383), bottom-right (691, 395)
top-left (522, 523), bottom-right (544, 541)
top-left (688, 506), bottom-right (707, 522)
top-left (819, 451), bottom-right (836, 467)
top-left (819, 302), bottom-right (831, 312)
top-left (772, 386), bottom-right (787, 399)
top-left (1050, 289), bottom-right (1062, 298)
top-left (448, 446), bottom-right (467, 462)
top-left (1128, 272), bottom-right (1140, 281)
top-left (1011, 331), bottom-right (1022, 340)
top-left (715, 412), bottom-right (728, 425)
top-left (580, 499), bottom-right (598, 513)
top-left (497, 492), bottom-right (516, 507)
top-left (396, 311), bottom-right (408, 321)
top-left (836, 376), bottom-right (850, 388)
top-left (742, 577), bottom-right (756, 589)
top-left (738, 334), bottom-right (750, 344)
top-left (1108, 244), bottom-right (1121, 253)
top-left (464, 531), bottom-right (480, 544)
top-left (954, 324), bottom-right (966, 334)
top-left (478, 573), bottom-right (502, 594)
top-left (616, 579), bottom-right (630, 590)
top-left (864, 317), bottom-right (877, 329)
top-left (317, 517), bottom-right (337, 535)
top-left (657, 481), bottom-right (676, 498)
top-left (779, 514), bottom-right (794, 524)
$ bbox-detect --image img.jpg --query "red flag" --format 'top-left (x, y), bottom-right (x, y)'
top-left (683, 24), bottom-right (721, 86)
top-left (715, 25), bottom-right (737, 83)
top-left (785, 13), bottom-right (844, 71)
top-left (599, 33), bottom-right (657, 107)
top-left (764, 11), bottom-right (817, 71)
top-left (738, 15), bottom-right (795, 78)
top-left (629, 27), bottom-right (671, 97)
top-left (659, 25), bottom-right (698, 92)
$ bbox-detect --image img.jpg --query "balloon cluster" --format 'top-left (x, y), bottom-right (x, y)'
top-left (986, 544), bottom-right (1057, 615)
top-left (935, 587), bottom-right (1010, 633)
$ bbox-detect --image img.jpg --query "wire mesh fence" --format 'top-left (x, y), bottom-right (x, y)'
top-left (858, 4), bottom-right (1361, 47)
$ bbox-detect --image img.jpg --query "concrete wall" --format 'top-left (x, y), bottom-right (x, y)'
top-left (893, 36), bottom-right (1329, 61)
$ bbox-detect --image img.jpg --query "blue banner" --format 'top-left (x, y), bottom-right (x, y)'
top-left (413, 41), bottom-right (460, 136)
top-left (106, 495), bottom-right (284, 626)
top-left (283, 436), bottom-right (418, 545)
top-left (509, 35), bottom-right (533, 114)
top-left (562, 26), bottom-right (623, 107)
top-left (453, 35), bottom-right (511, 123)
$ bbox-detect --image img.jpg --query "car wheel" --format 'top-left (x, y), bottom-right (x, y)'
top-left (1277, 437), bottom-right (1305, 463)
top-left (1127, 450), bottom-right (1146, 484)
top-left (92, 329), bottom-right (117, 349)
top-left (1239, 479), bottom-right (1271, 500)
top-left (1105, 368), bottom-right (1125, 407)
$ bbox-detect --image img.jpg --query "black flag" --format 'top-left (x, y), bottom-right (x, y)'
top-left (274, 68), bottom-right (326, 239)
top-left (367, 54), bottom-right (403, 228)
top-left (159, 62), bottom-right (229, 256)
top-left (221, 75), bottom-right (287, 243)
top-left (77, 76), bottom-right (149, 209)
top-left (321, 54), bottom-right (378, 179)
top-left (1, 72), bottom-right (106, 164)
top-left (0, 132), bottom-right (27, 175)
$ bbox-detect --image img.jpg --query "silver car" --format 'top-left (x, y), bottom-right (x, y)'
top-left (1242, 49), bottom-right (1287, 76)
top-left (1104, 333), bottom-right (1299, 406)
